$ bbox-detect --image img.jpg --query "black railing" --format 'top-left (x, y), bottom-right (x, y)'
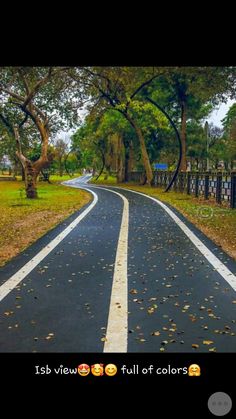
top-left (127, 171), bottom-right (236, 209)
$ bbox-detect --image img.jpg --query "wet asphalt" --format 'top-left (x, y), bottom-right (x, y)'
top-left (0, 178), bottom-right (236, 352)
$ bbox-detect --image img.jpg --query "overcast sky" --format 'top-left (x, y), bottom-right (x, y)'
top-left (207, 99), bottom-right (235, 127)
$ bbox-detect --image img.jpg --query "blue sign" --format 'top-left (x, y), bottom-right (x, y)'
top-left (154, 163), bottom-right (168, 170)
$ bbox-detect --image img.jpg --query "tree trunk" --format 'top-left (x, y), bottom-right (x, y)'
top-left (13, 159), bottom-right (18, 179)
top-left (180, 100), bottom-right (187, 171)
top-left (117, 134), bottom-right (124, 183)
top-left (135, 125), bottom-right (153, 185)
top-left (21, 165), bottom-right (25, 181)
top-left (14, 124), bottom-right (49, 199)
top-left (59, 160), bottom-right (63, 177)
top-left (128, 140), bottom-right (134, 173)
top-left (24, 161), bottom-right (38, 199)
top-left (126, 115), bottom-right (153, 185)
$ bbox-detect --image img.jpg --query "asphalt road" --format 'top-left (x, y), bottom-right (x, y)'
top-left (0, 176), bottom-right (236, 352)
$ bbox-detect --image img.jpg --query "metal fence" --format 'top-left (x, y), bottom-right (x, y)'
top-left (127, 171), bottom-right (236, 209)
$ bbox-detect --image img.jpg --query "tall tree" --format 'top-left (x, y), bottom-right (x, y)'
top-left (148, 67), bottom-right (235, 171)
top-left (0, 67), bottom-right (79, 197)
top-left (74, 67), bottom-right (166, 185)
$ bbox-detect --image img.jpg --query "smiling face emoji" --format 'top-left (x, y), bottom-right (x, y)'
top-left (78, 364), bottom-right (90, 376)
top-left (188, 364), bottom-right (201, 376)
top-left (91, 364), bottom-right (104, 376)
top-left (105, 364), bottom-right (117, 376)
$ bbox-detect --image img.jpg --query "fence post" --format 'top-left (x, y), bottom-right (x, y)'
top-left (230, 172), bottom-right (236, 209)
top-left (195, 174), bottom-right (199, 197)
top-left (204, 174), bottom-right (209, 200)
top-left (153, 171), bottom-right (157, 187)
top-left (216, 173), bottom-right (222, 204)
top-left (187, 173), bottom-right (191, 195)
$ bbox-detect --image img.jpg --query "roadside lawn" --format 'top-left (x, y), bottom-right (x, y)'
top-left (90, 178), bottom-right (236, 261)
top-left (0, 180), bottom-right (91, 266)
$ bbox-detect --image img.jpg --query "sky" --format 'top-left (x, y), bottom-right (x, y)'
top-left (207, 99), bottom-right (235, 127)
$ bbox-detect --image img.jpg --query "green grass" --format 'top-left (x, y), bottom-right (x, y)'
top-left (90, 174), bottom-right (117, 185)
top-left (0, 180), bottom-right (91, 266)
top-left (49, 173), bottom-right (81, 182)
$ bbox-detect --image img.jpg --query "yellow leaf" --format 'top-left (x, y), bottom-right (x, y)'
top-left (203, 340), bottom-right (214, 345)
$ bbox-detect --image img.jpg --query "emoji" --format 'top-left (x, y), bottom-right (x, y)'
top-left (91, 364), bottom-right (104, 376)
top-left (188, 364), bottom-right (201, 376)
top-left (105, 364), bottom-right (117, 376)
top-left (78, 363), bottom-right (90, 376)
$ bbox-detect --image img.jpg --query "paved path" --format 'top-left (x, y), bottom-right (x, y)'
top-left (0, 176), bottom-right (236, 352)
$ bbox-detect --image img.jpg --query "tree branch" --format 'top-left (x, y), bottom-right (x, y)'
top-left (0, 112), bottom-right (14, 135)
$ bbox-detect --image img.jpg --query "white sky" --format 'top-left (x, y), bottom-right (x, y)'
top-left (207, 99), bottom-right (235, 127)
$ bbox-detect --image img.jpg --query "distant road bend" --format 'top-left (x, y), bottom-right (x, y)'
top-left (0, 175), bottom-right (236, 352)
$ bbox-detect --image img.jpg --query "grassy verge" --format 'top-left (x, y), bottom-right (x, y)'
top-left (91, 175), bottom-right (117, 185)
top-left (49, 173), bottom-right (81, 182)
top-left (91, 178), bottom-right (236, 260)
top-left (0, 180), bottom-right (91, 266)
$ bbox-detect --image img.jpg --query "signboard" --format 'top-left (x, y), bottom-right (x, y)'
top-left (154, 163), bottom-right (168, 170)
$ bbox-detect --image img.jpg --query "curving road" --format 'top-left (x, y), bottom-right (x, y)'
top-left (0, 176), bottom-right (236, 352)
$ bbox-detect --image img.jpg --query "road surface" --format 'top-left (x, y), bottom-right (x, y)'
top-left (0, 176), bottom-right (236, 352)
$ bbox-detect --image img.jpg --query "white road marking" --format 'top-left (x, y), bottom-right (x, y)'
top-left (101, 188), bottom-right (129, 353)
top-left (112, 187), bottom-right (236, 292)
top-left (73, 185), bottom-right (129, 353)
top-left (0, 189), bottom-right (98, 302)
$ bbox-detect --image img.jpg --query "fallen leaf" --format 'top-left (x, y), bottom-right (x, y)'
top-left (148, 308), bottom-right (155, 314)
top-left (130, 289), bottom-right (138, 294)
top-left (209, 347), bottom-right (217, 352)
top-left (151, 331), bottom-right (160, 336)
top-left (192, 344), bottom-right (199, 349)
top-left (203, 340), bottom-right (214, 345)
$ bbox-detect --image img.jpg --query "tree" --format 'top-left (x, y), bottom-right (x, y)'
top-left (0, 67), bottom-right (80, 198)
top-left (222, 103), bottom-right (236, 168)
top-left (74, 67), bottom-right (168, 185)
top-left (148, 67), bottom-right (235, 171)
top-left (54, 138), bottom-right (68, 176)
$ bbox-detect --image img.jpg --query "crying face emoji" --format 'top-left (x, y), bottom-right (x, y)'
top-left (188, 364), bottom-right (201, 376)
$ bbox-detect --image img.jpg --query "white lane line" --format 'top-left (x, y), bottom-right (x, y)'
top-left (112, 186), bottom-right (236, 291)
top-left (73, 185), bottom-right (129, 352)
top-left (0, 190), bottom-right (98, 302)
top-left (101, 188), bottom-right (129, 353)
